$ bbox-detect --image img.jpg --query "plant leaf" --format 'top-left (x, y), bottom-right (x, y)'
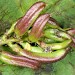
top-left (0, 0), bottom-right (75, 75)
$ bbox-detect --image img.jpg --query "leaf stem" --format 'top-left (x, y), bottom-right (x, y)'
top-left (2, 22), bottom-right (17, 41)
top-left (0, 38), bottom-right (20, 46)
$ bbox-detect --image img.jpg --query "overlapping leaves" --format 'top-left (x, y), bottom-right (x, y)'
top-left (0, 0), bottom-right (75, 75)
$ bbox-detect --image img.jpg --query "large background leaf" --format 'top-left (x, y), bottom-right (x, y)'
top-left (0, 0), bottom-right (75, 75)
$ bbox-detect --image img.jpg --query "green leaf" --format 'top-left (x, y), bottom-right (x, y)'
top-left (0, 65), bottom-right (34, 75)
top-left (52, 51), bottom-right (75, 75)
top-left (0, 0), bottom-right (75, 75)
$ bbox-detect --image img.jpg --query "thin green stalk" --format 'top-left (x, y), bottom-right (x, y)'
top-left (0, 38), bottom-right (19, 46)
top-left (2, 22), bottom-right (17, 41)
top-left (8, 42), bottom-right (22, 53)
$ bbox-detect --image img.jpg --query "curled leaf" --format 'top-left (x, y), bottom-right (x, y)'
top-left (29, 14), bottom-right (50, 42)
top-left (40, 40), bottom-right (72, 50)
top-left (15, 1), bottom-right (46, 36)
top-left (19, 48), bottom-right (70, 62)
top-left (0, 51), bottom-right (41, 69)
